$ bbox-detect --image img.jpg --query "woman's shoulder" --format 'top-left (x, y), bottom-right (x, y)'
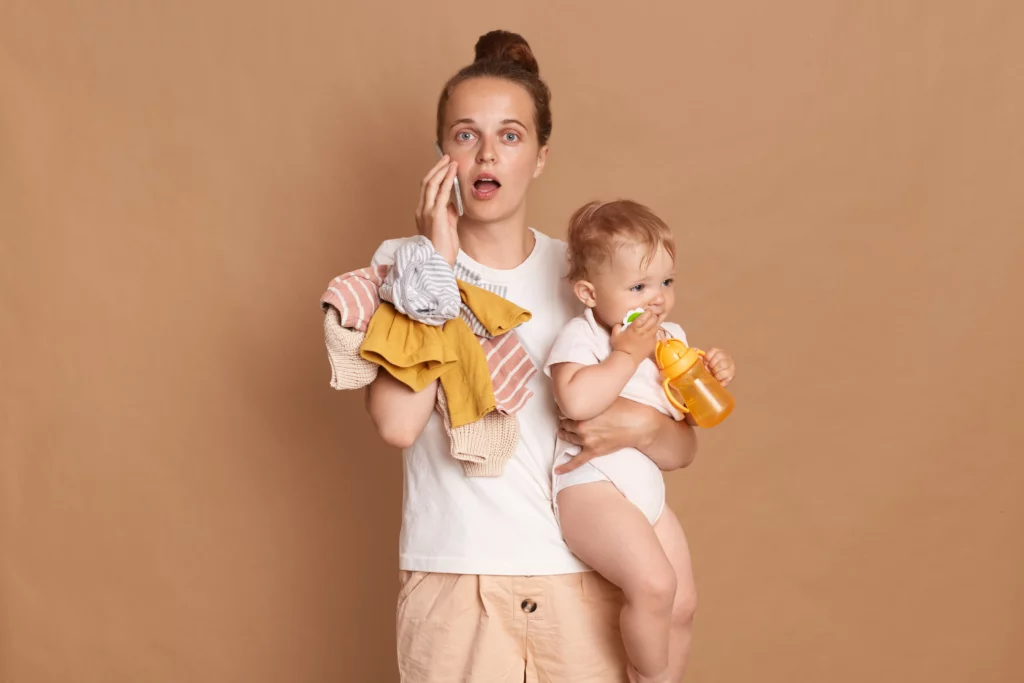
top-left (532, 229), bottom-right (567, 255)
top-left (528, 229), bottom-right (570, 279)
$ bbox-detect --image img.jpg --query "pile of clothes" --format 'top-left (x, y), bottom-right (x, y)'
top-left (320, 237), bottom-right (537, 476)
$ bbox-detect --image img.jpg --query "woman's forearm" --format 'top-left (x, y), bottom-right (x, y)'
top-left (364, 372), bottom-right (437, 449)
top-left (639, 412), bottom-right (698, 471)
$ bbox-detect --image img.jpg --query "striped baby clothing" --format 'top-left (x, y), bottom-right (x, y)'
top-left (378, 236), bottom-right (462, 327)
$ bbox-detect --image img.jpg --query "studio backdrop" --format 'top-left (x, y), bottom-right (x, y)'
top-left (2, 1), bottom-right (1022, 681)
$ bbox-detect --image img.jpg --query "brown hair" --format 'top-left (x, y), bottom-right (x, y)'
top-left (436, 31), bottom-right (553, 146)
top-left (567, 200), bottom-right (676, 282)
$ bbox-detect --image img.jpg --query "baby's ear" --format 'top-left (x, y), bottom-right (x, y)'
top-left (573, 280), bottom-right (597, 307)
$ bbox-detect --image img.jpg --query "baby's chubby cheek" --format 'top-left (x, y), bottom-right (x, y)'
top-left (589, 301), bottom-right (623, 328)
top-left (611, 305), bottom-right (643, 327)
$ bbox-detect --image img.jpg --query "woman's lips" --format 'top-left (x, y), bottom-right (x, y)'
top-left (471, 178), bottom-right (501, 200)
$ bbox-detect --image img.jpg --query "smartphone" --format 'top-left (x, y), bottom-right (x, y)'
top-left (434, 142), bottom-right (464, 217)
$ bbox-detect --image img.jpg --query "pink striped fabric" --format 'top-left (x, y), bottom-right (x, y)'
top-left (480, 332), bottom-right (535, 415)
top-left (321, 267), bottom-right (536, 415)
top-left (320, 266), bottom-right (389, 333)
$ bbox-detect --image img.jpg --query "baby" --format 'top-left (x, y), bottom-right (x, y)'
top-left (545, 200), bottom-right (736, 683)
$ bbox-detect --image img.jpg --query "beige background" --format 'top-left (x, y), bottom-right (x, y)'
top-left (2, 1), bottom-right (1023, 681)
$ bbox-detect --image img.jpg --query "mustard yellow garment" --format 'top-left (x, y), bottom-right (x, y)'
top-left (436, 318), bottom-right (493, 428)
top-left (360, 282), bottom-right (531, 429)
top-left (360, 302), bottom-right (457, 392)
top-left (458, 281), bottom-right (532, 336)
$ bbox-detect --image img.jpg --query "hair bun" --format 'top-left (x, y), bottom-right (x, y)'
top-left (474, 30), bottom-right (540, 75)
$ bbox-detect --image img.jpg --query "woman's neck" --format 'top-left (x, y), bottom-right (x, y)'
top-left (458, 209), bottom-right (535, 270)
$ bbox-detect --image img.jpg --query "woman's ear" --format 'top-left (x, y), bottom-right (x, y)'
top-left (533, 145), bottom-right (549, 179)
top-left (573, 279), bottom-right (597, 307)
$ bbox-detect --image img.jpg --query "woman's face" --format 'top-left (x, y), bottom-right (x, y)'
top-left (439, 77), bottom-right (549, 224)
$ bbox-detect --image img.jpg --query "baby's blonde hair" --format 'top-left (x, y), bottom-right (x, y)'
top-left (566, 200), bottom-right (676, 282)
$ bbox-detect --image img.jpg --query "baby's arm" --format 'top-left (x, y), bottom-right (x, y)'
top-left (549, 310), bottom-right (663, 421)
top-left (550, 355), bottom-right (639, 421)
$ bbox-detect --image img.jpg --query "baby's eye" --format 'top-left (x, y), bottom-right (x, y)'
top-left (662, 278), bottom-right (675, 287)
top-left (503, 132), bottom-right (520, 143)
top-left (630, 284), bottom-right (646, 292)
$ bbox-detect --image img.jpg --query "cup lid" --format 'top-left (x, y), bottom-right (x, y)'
top-left (655, 338), bottom-right (703, 378)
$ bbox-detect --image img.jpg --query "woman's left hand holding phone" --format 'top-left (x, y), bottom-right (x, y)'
top-left (416, 155), bottom-right (460, 266)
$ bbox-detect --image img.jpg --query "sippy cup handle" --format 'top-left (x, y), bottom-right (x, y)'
top-left (663, 377), bottom-right (690, 413)
top-left (660, 348), bottom-right (706, 414)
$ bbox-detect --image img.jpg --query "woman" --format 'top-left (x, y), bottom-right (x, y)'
top-left (365, 30), bottom-right (699, 683)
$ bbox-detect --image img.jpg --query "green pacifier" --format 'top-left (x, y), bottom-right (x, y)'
top-left (621, 308), bottom-right (645, 328)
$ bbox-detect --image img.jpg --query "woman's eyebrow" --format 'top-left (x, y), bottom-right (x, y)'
top-left (449, 118), bottom-right (529, 129)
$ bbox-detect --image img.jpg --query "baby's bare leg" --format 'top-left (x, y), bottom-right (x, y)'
top-left (654, 506), bottom-right (698, 682)
top-left (558, 481), bottom-right (676, 682)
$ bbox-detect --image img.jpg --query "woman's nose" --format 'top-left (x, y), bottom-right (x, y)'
top-left (477, 141), bottom-right (496, 164)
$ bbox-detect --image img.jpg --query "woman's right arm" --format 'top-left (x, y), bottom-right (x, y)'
top-left (364, 155), bottom-right (460, 449)
top-left (364, 374), bottom-right (438, 449)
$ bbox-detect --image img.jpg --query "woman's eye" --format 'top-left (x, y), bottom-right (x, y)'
top-left (503, 132), bottom-right (520, 142)
top-left (457, 131), bottom-right (474, 142)
top-left (630, 284), bottom-right (646, 292)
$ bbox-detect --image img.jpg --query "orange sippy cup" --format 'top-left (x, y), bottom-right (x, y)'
top-left (654, 338), bottom-right (735, 428)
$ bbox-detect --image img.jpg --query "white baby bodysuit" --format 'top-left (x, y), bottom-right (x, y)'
top-left (544, 308), bottom-right (687, 524)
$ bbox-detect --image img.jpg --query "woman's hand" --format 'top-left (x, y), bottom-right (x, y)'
top-left (555, 397), bottom-right (698, 474)
top-left (555, 398), bottom-right (660, 474)
top-left (416, 155), bottom-right (460, 265)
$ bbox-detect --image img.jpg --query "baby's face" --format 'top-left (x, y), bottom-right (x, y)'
top-left (586, 243), bottom-right (676, 328)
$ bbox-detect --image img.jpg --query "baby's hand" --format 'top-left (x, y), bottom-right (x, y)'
top-left (704, 347), bottom-right (736, 387)
top-left (610, 310), bottom-right (663, 364)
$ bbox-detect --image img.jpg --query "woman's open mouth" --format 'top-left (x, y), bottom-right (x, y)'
top-left (471, 173), bottom-right (502, 200)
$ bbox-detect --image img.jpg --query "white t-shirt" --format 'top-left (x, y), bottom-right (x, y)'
top-left (371, 229), bottom-right (589, 575)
